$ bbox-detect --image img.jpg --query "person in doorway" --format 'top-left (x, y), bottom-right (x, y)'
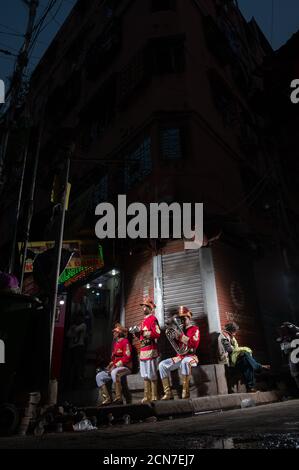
top-left (159, 306), bottom-right (200, 400)
top-left (96, 323), bottom-right (132, 406)
top-left (218, 322), bottom-right (270, 393)
top-left (132, 298), bottom-right (161, 403)
top-left (66, 312), bottom-right (87, 389)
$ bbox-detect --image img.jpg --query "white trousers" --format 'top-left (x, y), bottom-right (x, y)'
top-left (140, 358), bottom-right (160, 381)
top-left (96, 367), bottom-right (131, 387)
top-left (159, 356), bottom-right (198, 379)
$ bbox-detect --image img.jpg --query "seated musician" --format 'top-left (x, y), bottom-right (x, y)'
top-left (159, 306), bottom-right (200, 400)
top-left (95, 323), bottom-right (132, 406)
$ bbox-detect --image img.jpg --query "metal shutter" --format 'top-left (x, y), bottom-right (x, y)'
top-left (162, 250), bottom-right (205, 322)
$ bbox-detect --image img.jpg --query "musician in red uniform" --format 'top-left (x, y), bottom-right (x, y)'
top-left (159, 306), bottom-right (200, 400)
top-left (133, 297), bottom-right (161, 403)
top-left (96, 323), bottom-right (132, 406)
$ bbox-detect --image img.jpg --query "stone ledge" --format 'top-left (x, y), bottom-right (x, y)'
top-left (84, 390), bottom-right (282, 423)
top-left (187, 390), bottom-right (282, 415)
top-left (148, 391), bottom-right (282, 418)
top-left (151, 399), bottom-right (194, 417)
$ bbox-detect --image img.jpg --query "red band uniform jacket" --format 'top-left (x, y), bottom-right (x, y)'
top-left (139, 314), bottom-right (161, 361)
top-left (112, 338), bottom-right (132, 369)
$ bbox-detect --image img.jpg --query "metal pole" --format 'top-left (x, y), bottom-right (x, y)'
top-left (19, 122), bottom-right (43, 285)
top-left (49, 151), bottom-right (71, 372)
top-left (8, 141), bottom-right (30, 275)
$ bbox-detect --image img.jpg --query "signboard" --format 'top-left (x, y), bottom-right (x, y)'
top-left (18, 240), bottom-right (104, 286)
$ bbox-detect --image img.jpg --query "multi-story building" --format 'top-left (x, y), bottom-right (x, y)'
top-left (256, 31), bottom-right (299, 331)
top-left (1, 0), bottom-right (294, 395)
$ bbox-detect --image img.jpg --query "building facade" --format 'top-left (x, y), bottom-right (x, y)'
top-left (1, 0), bottom-right (296, 390)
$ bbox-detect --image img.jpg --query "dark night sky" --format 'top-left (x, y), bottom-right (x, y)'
top-left (0, 0), bottom-right (299, 86)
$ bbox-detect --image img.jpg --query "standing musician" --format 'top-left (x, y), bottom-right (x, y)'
top-left (96, 323), bottom-right (132, 406)
top-left (159, 306), bottom-right (200, 400)
top-left (131, 297), bottom-right (161, 403)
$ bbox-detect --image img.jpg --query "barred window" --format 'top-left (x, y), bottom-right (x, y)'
top-left (125, 138), bottom-right (152, 190)
top-left (161, 128), bottom-right (183, 160)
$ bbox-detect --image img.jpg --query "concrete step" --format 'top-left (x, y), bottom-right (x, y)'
top-left (152, 390), bottom-right (283, 417)
top-left (82, 390), bottom-right (282, 425)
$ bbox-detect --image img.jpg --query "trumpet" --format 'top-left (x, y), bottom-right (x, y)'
top-left (129, 325), bottom-right (140, 336)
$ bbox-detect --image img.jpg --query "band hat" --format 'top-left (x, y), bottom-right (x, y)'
top-left (178, 306), bottom-right (192, 319)
top-left (140, 297), bottom-right (156, 310)
top-left (112, 323), bottom-right (128, 336)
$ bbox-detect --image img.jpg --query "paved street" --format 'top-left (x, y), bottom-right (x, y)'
top-left (1, 399), bottom-right (299, 449)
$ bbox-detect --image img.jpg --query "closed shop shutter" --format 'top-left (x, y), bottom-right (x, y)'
top-left (162, 250), bottom-right (205, 322)
top-left (161, 249), bottom-right (212, 364)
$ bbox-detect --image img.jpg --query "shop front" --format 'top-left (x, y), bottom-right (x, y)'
top-left (122, 240), bottom-right (268, 365)
top-left (60, 267), bottom-right (122, 401)
top-left (20, 240), bottom-right (122, 403)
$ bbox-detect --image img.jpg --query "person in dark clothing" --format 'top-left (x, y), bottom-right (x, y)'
top-left (66, 312), bottom-right (87, 389)
top-left (218, 322), bottom-right (270, 393)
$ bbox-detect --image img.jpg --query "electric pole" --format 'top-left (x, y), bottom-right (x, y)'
top-left (0, 1), bottom-right (40, 273)
top-left (0, 0), bottom-right (39, 192)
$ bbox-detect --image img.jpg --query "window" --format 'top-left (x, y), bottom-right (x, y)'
top-left (151, 0), bottom-right (176, 12)
top-left (125, 138), bottom-right (152, 190)
top-left (118, 48), bottom-right (150, 105)
top-left (160, 128), bottom-right (183, 160)
top-left (151, 35), bottom-right (186, 75)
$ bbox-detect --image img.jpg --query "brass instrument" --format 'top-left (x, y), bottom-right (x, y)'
top-left (129, 325), bottom-right (140, 336)
top-left (165, 316), bottom-right (189, 355)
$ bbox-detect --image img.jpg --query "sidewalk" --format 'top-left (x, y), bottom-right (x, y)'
top-left (88, 390), bottom-right (283, 424)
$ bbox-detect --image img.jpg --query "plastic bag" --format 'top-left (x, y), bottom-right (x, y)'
top-left (73, 419), bottom-right (97, 432)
